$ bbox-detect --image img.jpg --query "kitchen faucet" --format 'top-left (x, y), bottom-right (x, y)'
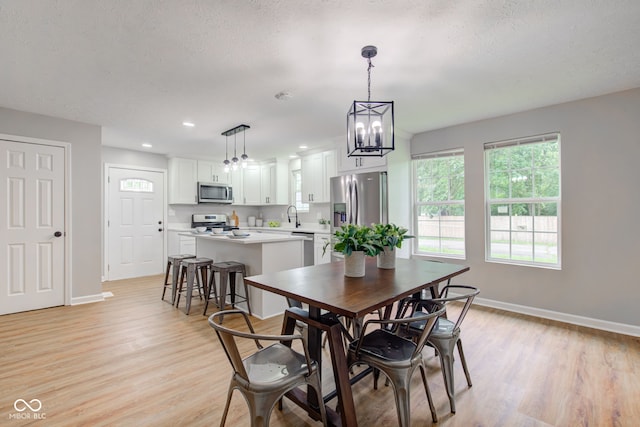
top-left (287, 205), bottom-right (301, 228)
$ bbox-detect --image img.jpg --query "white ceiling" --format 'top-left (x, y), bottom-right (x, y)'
top-left (2, 1), bottom-right (640, 162)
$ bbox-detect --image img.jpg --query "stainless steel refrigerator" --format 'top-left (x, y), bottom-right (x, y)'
top-left (330, 171), bottom-right (388, 249)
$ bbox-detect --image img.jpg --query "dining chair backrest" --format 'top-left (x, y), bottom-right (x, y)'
top-left (429, 285), bottom-right (479, 332)
top-left (286, 297), bottom-right (303, 309)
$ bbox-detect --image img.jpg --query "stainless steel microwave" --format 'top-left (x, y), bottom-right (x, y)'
top-left (197, 182), bottom-right (233, 203)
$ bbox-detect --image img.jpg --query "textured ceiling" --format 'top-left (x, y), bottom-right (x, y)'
top-left (1, 0), bottom-right (640, 161)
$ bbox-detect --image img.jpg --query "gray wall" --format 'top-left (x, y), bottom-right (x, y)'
top-left (0, 107), bottom-right (102, 300)
top-left (411, 88), bottom-right (640, 327)
top-left (102, 146), bottom-right (168, 170)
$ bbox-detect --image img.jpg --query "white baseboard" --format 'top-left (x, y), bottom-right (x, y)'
top-left (474, 296), bottom-right (640, 338)
top-left (70, 293), bottom-right (105, 305)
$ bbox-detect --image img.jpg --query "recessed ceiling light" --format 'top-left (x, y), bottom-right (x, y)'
top-left (182, 121), bottom-right (195, 127)
top-left (299, 145), bottom-right (307, 149)
top-left (142, 143), bottom-right (152, 148)
top-left (289, 154), bottom-right (298, 158)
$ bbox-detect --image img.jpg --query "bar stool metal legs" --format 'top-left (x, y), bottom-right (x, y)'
top-left (203, 261), bottom-right (251, 318)
top-left (161, 254), bottom-right (195, 304)
top-left (175, 257), bottom-right (213, 314)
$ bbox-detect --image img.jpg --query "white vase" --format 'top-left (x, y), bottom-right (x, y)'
top-left (344, 251), bottom-right (366, 277)
top-left (377, 246), bottom-right (396, 269)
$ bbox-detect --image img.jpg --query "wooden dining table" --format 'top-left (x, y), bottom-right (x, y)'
top-left (244, 257), bottom-right (470, 427)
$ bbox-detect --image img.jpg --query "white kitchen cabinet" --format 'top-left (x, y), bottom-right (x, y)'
top-left (301, 153), bottom-right (322, 202)
top-left (180, 236), bottom-right (196, 255)
top-left (197, 160), bottom-right (228, 184)
top-left (336, 144), bottom-right (387, 174)
top-left (322, 150), bottom-right (337, 201)
top-left (301, 150), bottom-right (336, 203)
top-left (168, 158), bottom-right (198, 204)
top-left (229, 168), bottom-right (243, 204)
top-left (242, 165), bottom-right (262, 205)
top-left (168, 230), bottom-right (196, 256)
top-left (314, 233), bottom-right (331, 264)
top-left (260, 162), bottom-right (277, 204)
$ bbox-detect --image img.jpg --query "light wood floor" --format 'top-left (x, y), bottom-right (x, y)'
top-left (1, 274), bottom-right (639, 426)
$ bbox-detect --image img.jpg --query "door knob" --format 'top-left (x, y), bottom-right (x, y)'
top-left (54, 231), bottom-right (63, 237)
top-left (158, 228), bottom-right (163, 232)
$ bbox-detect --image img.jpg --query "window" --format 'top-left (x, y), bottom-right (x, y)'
top-left (412, 150), bottom-right (465, 257)
top-left (291, 169), bottom-right (309, 212)
top-left (120, 178), bottom-right (153, 192)
top-left (485, 133), bottom-right (561, 268)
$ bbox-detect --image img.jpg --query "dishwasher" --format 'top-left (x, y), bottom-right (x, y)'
top-left (291, 232), bottom-right (315, 266)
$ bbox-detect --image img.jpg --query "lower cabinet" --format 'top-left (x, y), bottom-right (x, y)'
top-left (314, 233), bottom-right (331, 265)
top-left (168, 230), bottom-right (196, 256)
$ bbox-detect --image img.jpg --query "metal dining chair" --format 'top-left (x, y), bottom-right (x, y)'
top-left (208, 309), bottom-right (327, 427)
top-left (347, 306), bottom-right (446, 427)
top-left (404, 284), bottom-right (480, 414)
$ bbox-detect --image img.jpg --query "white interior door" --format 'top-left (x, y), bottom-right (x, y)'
top-left (107, 167), bottom-right (165, 280)
top-left (0, 139), bottom-right (66, 315)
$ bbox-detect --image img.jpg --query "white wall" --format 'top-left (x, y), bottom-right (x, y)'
top-left (387, 130), bottom-right (412, 259)
top-left (0, 107), bottom-right (102, 300)
top-left (411, 88), bottom-right (640, 328)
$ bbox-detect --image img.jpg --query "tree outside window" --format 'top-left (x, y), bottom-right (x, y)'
top-left (413, 150), bottom-right (465, 257)
top-left (485, 134), bottom-right (561, 268)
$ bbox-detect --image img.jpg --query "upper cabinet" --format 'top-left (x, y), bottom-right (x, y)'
top-left (168, 157), bottom-right (289, 206)
top-left (336, 143), bottom-right (387, 174)
top-left (241, 165), bottom-right (262, 205)
top-left (301, 150), bottom-right (336, 203)
top-left (260, 162), bottom-right (278, 204)
top-left (168, 158), bottom-right (198, 204)
top-left (197, 160), bottom-right (228, 184)
top-left (233, 160), bottom-right (289, 205)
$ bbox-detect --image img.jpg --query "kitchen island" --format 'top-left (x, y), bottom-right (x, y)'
top-left (184, 232), bottom-right (307, 318)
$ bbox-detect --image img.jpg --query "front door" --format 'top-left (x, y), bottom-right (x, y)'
top-left (0, 139), bottom-right (66, 315)
top-left (107, 167), bottom-right (165, 280)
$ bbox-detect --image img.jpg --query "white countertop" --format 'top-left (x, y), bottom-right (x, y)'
top-left (170, 225), bottom-right (331, 234)
top-left (179, 231), bottom-right (309, 244)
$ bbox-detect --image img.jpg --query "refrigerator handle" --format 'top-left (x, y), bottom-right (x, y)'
top-left (353, 180), bottom-right (359, 225)
top-left (347, 181), bottom-right (352, 224)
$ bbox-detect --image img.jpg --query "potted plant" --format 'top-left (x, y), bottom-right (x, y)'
top-left (318, 218), bottom-right (330, 229)
top-left (371, 223), bottom-right (408, 269)
top-left (324, 224), bottom-right (376, 277)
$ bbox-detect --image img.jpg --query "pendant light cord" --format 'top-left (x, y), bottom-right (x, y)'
top-left (367, 58), bottom-right (374, 102)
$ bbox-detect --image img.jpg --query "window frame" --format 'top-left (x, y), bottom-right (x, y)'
top-left (412, 149), bottom-right (466, 259)
top-left (484, 133), bottom-right (562, 269)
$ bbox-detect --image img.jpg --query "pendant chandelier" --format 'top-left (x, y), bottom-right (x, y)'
top-left (347, 45), bottom-right (394, 157)
top-left (222, 124), bottom-right (250, 172)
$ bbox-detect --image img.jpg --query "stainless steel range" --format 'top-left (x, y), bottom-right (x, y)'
top-left (191, 214), bottom-right (238, 231)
